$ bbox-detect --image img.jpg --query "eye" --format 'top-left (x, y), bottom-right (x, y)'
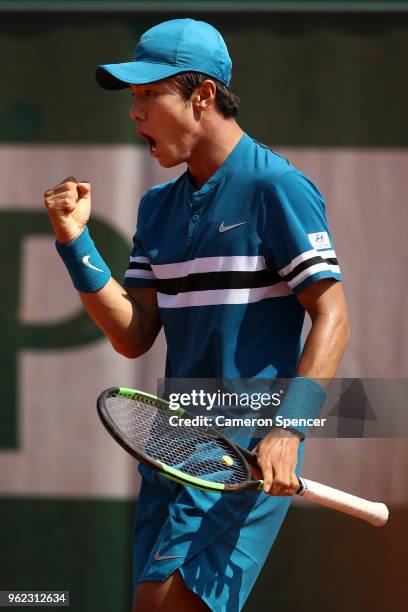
top-left (144, 89), bottom-right (156, 97)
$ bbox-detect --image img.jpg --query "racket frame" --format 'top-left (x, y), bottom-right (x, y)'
top-left (97, 387), bottom-right (263, 493)
top-left (97, 387), bottom-right (389, 527)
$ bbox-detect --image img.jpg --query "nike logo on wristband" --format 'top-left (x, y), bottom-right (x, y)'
top-left (82, 255), bottom-right (104, 272)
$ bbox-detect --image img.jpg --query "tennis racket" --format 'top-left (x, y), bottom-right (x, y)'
top-left (97, 387), bottom-right (389, 527)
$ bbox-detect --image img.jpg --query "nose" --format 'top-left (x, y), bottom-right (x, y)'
top-left (129, 100), bottom-right (146, 122)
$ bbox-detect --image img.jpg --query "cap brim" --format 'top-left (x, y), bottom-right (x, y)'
top-left (95, 62), bottom-right (188, 90)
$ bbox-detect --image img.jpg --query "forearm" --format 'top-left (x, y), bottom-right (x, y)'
top-left (80, 278), bottom-right (158, 358)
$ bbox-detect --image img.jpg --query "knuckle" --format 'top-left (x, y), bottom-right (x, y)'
top-left (44, 189), bottom-right (56, 202)
top-left (275, 476), bottom-right (289, 490)
top-left (291, 476), bottom-right (299, 492)
top-left (256, 455), bottom-right (266, 466)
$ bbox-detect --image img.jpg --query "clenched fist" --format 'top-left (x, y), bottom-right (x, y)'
top-left (44, 176), bottom-right (91, 244)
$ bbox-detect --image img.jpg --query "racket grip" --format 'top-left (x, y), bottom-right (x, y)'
top-left (297, 477), bottom-right (389, 527)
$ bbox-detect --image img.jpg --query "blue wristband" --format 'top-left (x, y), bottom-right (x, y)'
top-left (56, 227), bottom-right (111, 293)
top-left (274, 377), bottom-right (327, 440)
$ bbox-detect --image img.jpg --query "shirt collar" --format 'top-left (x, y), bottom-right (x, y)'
top-left (184, 132), bottom-right (251, 198)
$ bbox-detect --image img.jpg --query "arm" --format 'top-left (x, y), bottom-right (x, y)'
top-left (80, 280), bottom-right (162, 358)
top-left (254, 279), bottom-right (351, 495)
top-left (44, 177), bottom-right (161, 358)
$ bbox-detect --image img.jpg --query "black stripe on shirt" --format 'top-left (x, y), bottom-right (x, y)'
top-left (282, 256), bottom-right (338, 283)
top-left (157, 270), bottom-right (282, 295)
top-left (128, 262), bottom-right (153, 271)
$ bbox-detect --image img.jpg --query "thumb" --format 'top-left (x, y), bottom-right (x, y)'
top-left (77, 181), bottom-right (91, 198)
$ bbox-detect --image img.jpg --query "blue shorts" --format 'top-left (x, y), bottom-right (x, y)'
top-left (132, 444), bottom-right (304, 612)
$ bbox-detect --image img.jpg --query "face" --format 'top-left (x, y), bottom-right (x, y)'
top-left (129, 79), bottom-right (198, 167)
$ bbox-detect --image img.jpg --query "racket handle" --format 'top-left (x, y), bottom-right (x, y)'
top-left (297, 477), bottom-right (389, 527)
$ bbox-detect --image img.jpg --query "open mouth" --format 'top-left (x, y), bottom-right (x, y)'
top-left (139, 132), bottom-right (157, 154)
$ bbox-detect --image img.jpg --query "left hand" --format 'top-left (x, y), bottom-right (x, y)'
top-left (252, 428), bottom-right (301, 496)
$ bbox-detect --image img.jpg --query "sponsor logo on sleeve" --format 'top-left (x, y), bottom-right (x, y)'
top-left (308, 231), bottom-right (331, 250)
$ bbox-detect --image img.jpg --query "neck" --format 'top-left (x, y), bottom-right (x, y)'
top-left (187, 119), bottom-right (244, 189)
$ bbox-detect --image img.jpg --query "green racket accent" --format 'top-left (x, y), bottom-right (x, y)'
top-left (118, 387), bottom-right (160, 401)
top-left (118, 387), bottom-right (185, 416)
top-left (117, 387), bottom-right (138, 399)
top-left (156, 461), bottom-right (226, 492)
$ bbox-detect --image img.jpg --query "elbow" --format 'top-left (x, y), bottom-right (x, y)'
top-left (107, 322), bottom-right (161, 359)
top-left (110, 338), bottom-right (154, 359)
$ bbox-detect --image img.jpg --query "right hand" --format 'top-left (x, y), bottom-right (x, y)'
top-left (44, 176), bottom-right (91, 244)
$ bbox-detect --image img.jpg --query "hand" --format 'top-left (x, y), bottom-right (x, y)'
top-left (252, 428), bottom-right (301, 496)
top-left (44, 176), bottom-right (91, 244)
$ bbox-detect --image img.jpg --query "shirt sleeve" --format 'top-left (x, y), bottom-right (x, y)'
top-left (123, 197), bottom-right (158, 289)
top-left (264, 170), bottom-right (342, 294)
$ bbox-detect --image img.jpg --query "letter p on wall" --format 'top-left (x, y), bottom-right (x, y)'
top-left (0, 211), bottom-right (129, 449)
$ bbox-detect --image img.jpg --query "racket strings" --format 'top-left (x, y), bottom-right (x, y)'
top-left (106, 395), bottom-right (250, 485)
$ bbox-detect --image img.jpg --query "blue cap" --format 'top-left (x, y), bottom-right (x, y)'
top-left (95, 18), bottom-right (232, 89)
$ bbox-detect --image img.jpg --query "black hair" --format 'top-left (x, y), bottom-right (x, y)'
top-left (172, 72), bottom-right (240, 118)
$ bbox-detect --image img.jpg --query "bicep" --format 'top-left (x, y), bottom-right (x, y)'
top-left (296, 278), bottom-right (349, 321)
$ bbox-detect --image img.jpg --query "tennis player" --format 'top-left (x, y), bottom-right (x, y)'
top-left (44, 18), bottom-right (350, 612)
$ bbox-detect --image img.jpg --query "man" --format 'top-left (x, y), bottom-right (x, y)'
top-left (44, 18), bottom-right (350, 612)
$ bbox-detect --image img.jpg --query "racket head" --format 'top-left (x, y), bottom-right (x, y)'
top-left (97, 387), bottom-right (263, 493)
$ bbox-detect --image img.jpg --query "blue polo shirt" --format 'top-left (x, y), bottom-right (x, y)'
top-left (123, 133), bottom-right (341, 378)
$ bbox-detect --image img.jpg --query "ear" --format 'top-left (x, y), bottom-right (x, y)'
top-left (192, 79), bottom-right (217, 111)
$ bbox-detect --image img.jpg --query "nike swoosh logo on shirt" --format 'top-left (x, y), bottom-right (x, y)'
top-left (154, 551), bottom-right (182, 561)
top-left (219, 221), bottom-right (247, 233)
top-left (82, 255), bottom-right (104, 272)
